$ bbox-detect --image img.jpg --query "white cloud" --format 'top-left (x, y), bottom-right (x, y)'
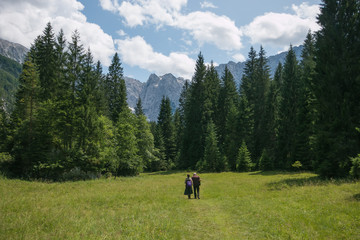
top-left (176, 11), bottom-right (242, 51)
top-left (232, 53), bottom-right (246, 62)
top-left (100, 0), bottom-right (242, 51)
top-left (117, 29), bottom-right (127, 36)
top-left (243, 3), bottom-right (320, 47)
top-left (101, 0), bottom-right (187, 27)
top-left (115, 36), bottom-right (195, 79)
top-left (0, 0), bottom-right (115, 66)
top-left (200, 1), bottom-right (217, 9)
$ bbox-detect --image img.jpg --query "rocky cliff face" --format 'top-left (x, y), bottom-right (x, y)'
top-left (0, 38), bottom-right (28, 63)
top-left (125, 73), bottom-right (185, 121)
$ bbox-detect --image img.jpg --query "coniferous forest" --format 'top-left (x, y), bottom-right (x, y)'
top-left (0, 0), bottom-right (359, 180)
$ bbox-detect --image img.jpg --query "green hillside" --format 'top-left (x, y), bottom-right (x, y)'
top-left (1, 171), bottom-right (359, 239)
top-left (0, 54), bottom-right (21, 112)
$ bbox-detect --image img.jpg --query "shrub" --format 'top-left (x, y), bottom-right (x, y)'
top-left (350, 154), bottom-right (360, 179)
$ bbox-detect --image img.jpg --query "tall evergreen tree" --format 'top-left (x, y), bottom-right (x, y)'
top-left (277, 45), bottom-right (300, 169)
top-left (197, 120), bottom-right (224, 172)
top-left (219, 66), bottom-right (239, 170)
top-left (11, 58), bottom-right (40, 175)
top-left (313, 0), bottom-right (360, 177)
top-left (106, 53), bottom-right (127, 123)
top-left (239, 47), bottom-right (257, 159)
top-left (157, 96), bottom-right (176, 168)
top-left (181, 52), bottom-right (206, 169)
top-left (135, 97), bottom-right (144, 117)
top-left (294, 31), bottom-right (316, 170)
top-left (253, 46), bottom-right (271, 162)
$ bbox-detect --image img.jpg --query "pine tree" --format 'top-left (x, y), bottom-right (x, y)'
top-left (253, 46), bottom-right (271, 161)
top-left (293, 31), bottom-right (316, 170)
top-left (265, 63), bottom-right (283, 165)
top-left (35, 22), bottom-right (57, 100)
top-left (106, 53), bottom-right (127, 123)
top-left (135, 97), bottom-right (144, 117)
top-left (157, 96), bottom-right (176, 168)
top-left (277, 45), bottom-right (300, 169)
top-left (239, 47), bottom-right (257, 159)
top-left (236, 141), bottom-right (252, 172)
top-left (218, 66), bottom-right (239, 160)
top-left (115, 110), bottom-right (141, 176)
top-left (11, 57), bottom-right (40, 176)
top-left (313, 0), bottom-right (360, 177)
top-left (181, 52), bottom-right (206, 169)
top-left (197, 120), bottom-right (224, 172)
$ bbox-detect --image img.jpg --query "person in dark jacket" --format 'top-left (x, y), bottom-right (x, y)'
top-left (191, 173), bottom-right (201, 199)
top-left (184, 174), bottom-right (193, 199)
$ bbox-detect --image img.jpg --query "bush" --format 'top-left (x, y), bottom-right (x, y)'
top-left (236, 141), bottom-right (252, 172)
top-left (259, 149), bottom-right (273, 171)
top-left (350, 154), bottom-right (360, 179)
top-left (62, 167), bottom-right (99, 181)
top-left (0, 152), bottom-right (14, 176)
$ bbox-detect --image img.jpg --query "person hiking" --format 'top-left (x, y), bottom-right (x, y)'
top-left (192, 173), bottom-right (201, 199)
top-left (184, 174), bottom-right (193, 199)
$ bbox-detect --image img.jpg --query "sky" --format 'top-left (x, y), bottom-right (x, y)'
top-left (0, 0), bottom-right (321, 82)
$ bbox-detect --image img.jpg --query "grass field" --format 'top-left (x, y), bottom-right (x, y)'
top-left (1, 171), bottom-right (360, 240)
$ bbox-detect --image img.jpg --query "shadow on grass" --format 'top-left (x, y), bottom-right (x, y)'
top-left (267, 176), bottom-right (356, 190)
top-left (351, 193), bottom-right (360, 201)
top-left (146, 170), bottom-right (185, 176)
top-left (250, 171), bottom-right (304, 176)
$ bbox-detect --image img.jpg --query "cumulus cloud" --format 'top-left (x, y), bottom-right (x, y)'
top-left (100, 0), bottom-right (242, 51)
top-left (200, 1), bottom-right (217, 9)
top-left (115, 36), bottom-right (195, 79)
top-left (0, 0), bottom-right (115, 66)
top-left (176, 11), bottom-right (242, 50)
top-left (243, 2), bottom-right (320, 48)
top-left (232, 53), bottom-right (246, 62)
top-left (100, 0), bottom-right (187, 27)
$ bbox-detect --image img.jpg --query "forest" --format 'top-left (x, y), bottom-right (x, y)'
top-left (0, 0), bottom-right (359, 180)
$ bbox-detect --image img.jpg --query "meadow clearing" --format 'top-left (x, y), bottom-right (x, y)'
top-left (1, 171), bottom-right (359, 239)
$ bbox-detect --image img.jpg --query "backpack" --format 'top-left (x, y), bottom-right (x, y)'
top-left (186, 180), bottom-right (192, 187)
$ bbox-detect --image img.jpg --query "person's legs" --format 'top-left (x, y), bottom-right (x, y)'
top-left (194, 186), bottom-right (200, 199)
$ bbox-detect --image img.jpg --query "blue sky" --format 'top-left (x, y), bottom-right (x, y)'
top-left (0, 0), bottom-right (321, 81)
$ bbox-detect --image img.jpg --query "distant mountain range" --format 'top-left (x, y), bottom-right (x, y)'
top-left (0, 38), bottom-right (303, 121)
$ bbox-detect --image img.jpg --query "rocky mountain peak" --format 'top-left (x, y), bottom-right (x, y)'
top-left (0, 38), bottom-right (28, 63)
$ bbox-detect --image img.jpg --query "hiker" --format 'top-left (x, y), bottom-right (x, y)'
top-left (192, 173), bottom-right (201, 199)
top-left (184, 174), bottom-right (193, 199)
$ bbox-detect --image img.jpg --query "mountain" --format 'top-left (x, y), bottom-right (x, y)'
top-left (125, 73), bottom-right (186, 121)
top-left (215, 45), bottom-right (304, 86)
top-left (0, 38), bottom-right (28, 63)
top-left (0, 54), bottom-right (22, 112)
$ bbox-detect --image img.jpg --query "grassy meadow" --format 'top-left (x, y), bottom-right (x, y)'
top-left (1, 171), bottom-right (360, 239)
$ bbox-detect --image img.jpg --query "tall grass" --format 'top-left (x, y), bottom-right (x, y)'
top-left (1, 172), bottom-right (359, 239)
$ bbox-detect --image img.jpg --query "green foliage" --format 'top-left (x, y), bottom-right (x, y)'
top-left (292, 161), bottom-right (303, 170)
top-left (313, 0), bottom-right (360, 178)
top-left (259, 149), bottom-right (273, 171)
top-left (157, 96), bottom-right (176, 167)
top-left (114, 111), bottom-right (142, 176)
top-left (197, 120), bottom-right (225, 172)
top-left (350, 155), bottom-right (360, 179)
top-left (0, 55), bottom-right (21, 112)
top-left (236, 141), bottom-right (252, 172)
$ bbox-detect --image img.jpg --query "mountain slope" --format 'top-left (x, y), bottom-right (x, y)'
top-left (0, 38), bottom-right (28, 63)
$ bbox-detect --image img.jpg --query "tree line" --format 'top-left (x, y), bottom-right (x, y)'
top-left (0, 0), bottom-right (359, 180)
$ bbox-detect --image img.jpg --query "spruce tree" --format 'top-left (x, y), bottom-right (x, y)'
top-left (181, 52), bottom-right (206, 169)
top-left (106, 53), bottom-right (127, 123)
top-left (277, 45), bottom-right (300, 169)
top-left (198, 120), bottom-right (224, 172)
top-left (313, 0), bottom-right (360, 177)
top-left (157, 96), bottom-right (176, 168)
top-left (236, 141), bottom-right (252, 172)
